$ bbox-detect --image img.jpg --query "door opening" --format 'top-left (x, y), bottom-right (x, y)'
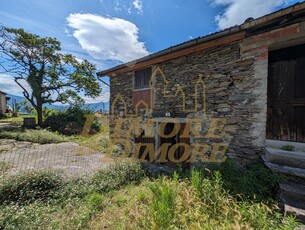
top-left (267, 44), bottom-right (305, 142)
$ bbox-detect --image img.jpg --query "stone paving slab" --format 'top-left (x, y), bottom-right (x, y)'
top-left (0, 139), bottom-right (110, 178)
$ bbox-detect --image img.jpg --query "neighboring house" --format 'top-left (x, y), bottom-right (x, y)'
top-left (0, 91), bottom-right (10, 115)
top-left (98, 2), bottom-right (305, 218)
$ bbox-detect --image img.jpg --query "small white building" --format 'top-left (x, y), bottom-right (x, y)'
top-left (0, 91), bottom-right (9, 115)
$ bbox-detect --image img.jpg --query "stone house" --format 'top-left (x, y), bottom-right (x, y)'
top-left (98, 2), bottom-right (305, 218)
top-left (98, 1), bottom-right (305, 162)
top-left (0, 91), bottom-right (9, 115)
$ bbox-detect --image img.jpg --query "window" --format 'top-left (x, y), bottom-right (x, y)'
top-left (134, 67), bottom-right (151, 89)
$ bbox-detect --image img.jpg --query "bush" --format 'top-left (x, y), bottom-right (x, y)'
top-left (91, 162), bottom-right (145, 193)
top-left (43, 106), bottom-right (101, 136)
top-left (0, 170), bottom-right (64, 204)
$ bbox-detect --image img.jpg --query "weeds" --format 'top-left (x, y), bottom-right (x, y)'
top-left (149, 179), bottom-right (176, 229)
top-left (0, 170), bottom-right (64, 204)
top-left (91, 162), bottom-right (145, 193)
top-left (0, 127), bottom-right (67, 144)
top-left (0, 161), bottom-right (302, 229)
top-left (281, 145), bottom-right (295, 151)
top-left (204, 159), bottom-right (286, 201)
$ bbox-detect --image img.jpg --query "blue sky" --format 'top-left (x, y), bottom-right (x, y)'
top-left (0, 0), bottom-right (302, 103)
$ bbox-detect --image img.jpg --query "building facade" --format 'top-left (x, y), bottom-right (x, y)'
top-left (98, 3), bottom-right (305, 166)
top-left (0, 91), bottom-right (8, 115)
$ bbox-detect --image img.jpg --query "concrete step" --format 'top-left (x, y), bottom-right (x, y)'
top-left (280, 183), bottom-right (305, 210)
top-left (266, 140), bottom-right (305, 153)
top-left (279, 183), bottom-right (305, 224)
top-left (264, 162), bottom-right (305, 179)
top-left (265, 147), bottom-right (305, 169)
top-left (265, 140), bottom-right (305, 225)
top-left (284, 204), bottom-right (305, 224)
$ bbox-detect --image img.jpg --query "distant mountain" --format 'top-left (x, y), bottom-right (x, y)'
top-left (83, 102), bottom-right (110, 112)
top-left (7, 94), bottom-right (24, 104)
top-left (6, 94), bottom-right (109, 112)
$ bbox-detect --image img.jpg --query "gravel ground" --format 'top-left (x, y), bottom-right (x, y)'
top-left (0, 139), bottom-right (110, 178)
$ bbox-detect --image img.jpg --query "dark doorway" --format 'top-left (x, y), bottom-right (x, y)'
top-left (159, 122), bottom-right (190, 168)
top-left (267, 44), bottom-right (305, 142)
top-left (135, 131), bottom-right (155, 160)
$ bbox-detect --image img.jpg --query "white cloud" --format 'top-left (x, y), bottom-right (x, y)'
top-left (212, 0), bottom-right (297, 30)
top-left (0, 74), bottom-right (31, 97)
top-left (66, 13), bottom-right (149, 63)
top-left (133, 0), bottom-right (143, 14)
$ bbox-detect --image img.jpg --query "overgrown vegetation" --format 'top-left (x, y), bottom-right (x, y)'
top-left (43, 106), bottom-right (101, 136)
top-left (207, 159), bottom-right (286, 201)
top-left (0, 161), bottom-right (302, 229)
top-left (0, 126), bottom-right (67, 144)
top-left (0, 116), bottom-right (25, 126)
top-left (0, 170), bottom-right (64, 205)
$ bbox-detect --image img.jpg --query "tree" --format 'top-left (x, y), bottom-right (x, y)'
top-left (0, 27), bottom-right (102, 126)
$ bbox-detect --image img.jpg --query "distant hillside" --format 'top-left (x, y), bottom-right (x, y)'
top-left (83, 102), bottom-right (110, 112)
top-left (7, 94), bottom-right (109, 112)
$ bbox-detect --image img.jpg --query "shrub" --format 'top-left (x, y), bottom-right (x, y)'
top-left (0, 170), bottom-right (64, 204)
top-left (43, 106), bottom-right (101, 136)
top-left (91, 162), bottom-right (145, 193)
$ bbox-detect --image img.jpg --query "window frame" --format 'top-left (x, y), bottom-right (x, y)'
top-left (134, 67), bottom-right (152, 90)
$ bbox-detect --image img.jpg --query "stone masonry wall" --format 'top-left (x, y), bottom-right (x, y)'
top-left (153, 42), bottom-right (262, 165)
top-left (109, 21), bottom-right (305, 165)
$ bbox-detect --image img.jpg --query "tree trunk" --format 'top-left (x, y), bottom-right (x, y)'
top-left (36, 104), bottom-right (43, 127)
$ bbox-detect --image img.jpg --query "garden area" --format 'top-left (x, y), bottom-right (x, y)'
top-left (0, 160), bottom-right (302, 229)
top-left (0, 104), bottom-right (304, 229)
top-left (0, 106), bottom-right (304, 229)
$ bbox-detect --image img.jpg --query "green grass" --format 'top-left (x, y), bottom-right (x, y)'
top-left (70, 131), bottom-right (110, 153)
top-left (0, 115), bottom-right (111, 151)
top-left (0, 161), bottom-right (302, 229)
top-left (0, 127), bottom-right (68, 144)
top-left (148, 179), bottom-right (176, 229)
top-left (0, 116), bottom-right (25, 126)
top-left (0, 170), bottom-right (64, 205)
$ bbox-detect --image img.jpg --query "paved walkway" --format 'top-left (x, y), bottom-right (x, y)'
top-left (0, 139), bottom-right (110, 178)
